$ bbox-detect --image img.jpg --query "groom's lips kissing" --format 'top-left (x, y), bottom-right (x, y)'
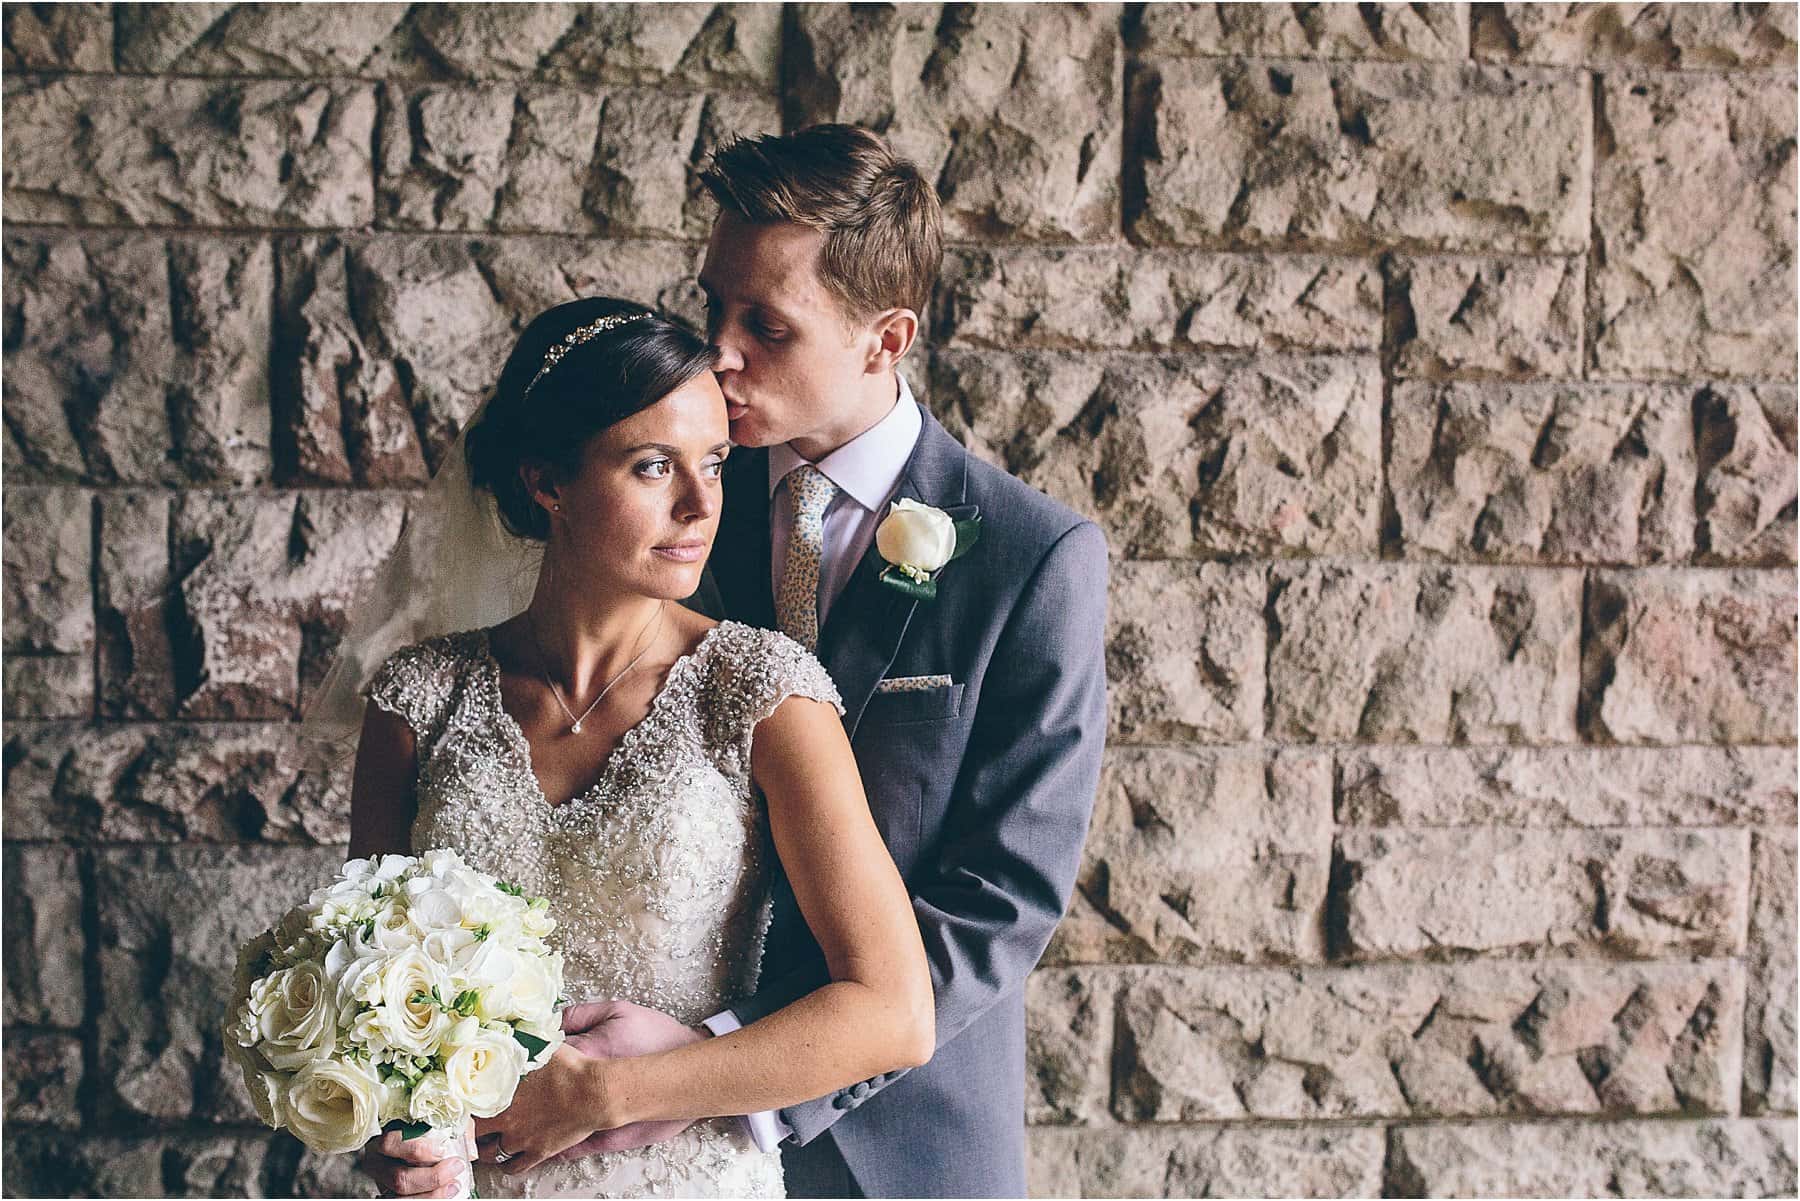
top-left (653, 539), bottom-right (709, 563)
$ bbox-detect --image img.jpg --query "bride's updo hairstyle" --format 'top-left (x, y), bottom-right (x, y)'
top-left (466, 297), bottom-right (716, 541)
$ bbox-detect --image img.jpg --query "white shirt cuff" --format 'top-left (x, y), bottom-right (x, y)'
top-left (700, 1009), bottom-right (794, 1152)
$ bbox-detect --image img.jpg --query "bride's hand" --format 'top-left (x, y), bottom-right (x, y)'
top-left (475, 1045), bottom-right (612, 1176)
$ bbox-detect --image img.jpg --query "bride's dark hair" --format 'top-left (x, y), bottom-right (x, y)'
top-left (466, 297), bottom-right (716, 541)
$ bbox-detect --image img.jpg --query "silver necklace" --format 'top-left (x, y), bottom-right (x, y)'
top-left (526, 601), bottom-right (665, 735)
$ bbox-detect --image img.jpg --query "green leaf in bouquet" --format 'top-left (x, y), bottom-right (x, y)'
top-left (513, 1028), bottom-right (550, 1059)
top-left (473, 923), bottom-right (492, 942)
top-left (496, 880), bottom-right (524, 897)
top-left (453, 989), bottom-right (479, 1016)
top-left (398, 1121), bottom-right (431, 1141)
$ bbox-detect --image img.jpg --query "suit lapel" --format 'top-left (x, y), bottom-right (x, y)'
top-left (819, 408), bottom-right (976, 738)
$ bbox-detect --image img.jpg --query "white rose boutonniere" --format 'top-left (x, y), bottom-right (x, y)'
top-left (875, 499), bottom-right (981, 601)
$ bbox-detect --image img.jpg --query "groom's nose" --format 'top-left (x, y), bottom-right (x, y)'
top-left (710, 334), bottom-right (746, 375)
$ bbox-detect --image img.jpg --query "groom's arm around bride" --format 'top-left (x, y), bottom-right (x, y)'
top-left (583, 124), bottom-right (1110, 1199)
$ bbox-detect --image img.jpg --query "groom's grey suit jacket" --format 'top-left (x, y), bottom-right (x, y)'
top-left (709, 401), bottom-right (1109, 1198)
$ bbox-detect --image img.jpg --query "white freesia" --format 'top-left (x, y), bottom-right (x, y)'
top-left (876, 498), bottom-right (957, 576)
top-left (284, 1058), bottom-right (386, 1155)
top-left (443, 1024), bottom-right (529, 1117)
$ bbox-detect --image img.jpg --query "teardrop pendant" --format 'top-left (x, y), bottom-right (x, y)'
top-left (570, 721), bottom-right (582, 734)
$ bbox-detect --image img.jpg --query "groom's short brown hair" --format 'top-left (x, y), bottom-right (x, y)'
top-left (699, 124), bottom-right (943, 320)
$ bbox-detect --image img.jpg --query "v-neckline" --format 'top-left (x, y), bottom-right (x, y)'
top-left (480, 622), bottom-right (726, 814)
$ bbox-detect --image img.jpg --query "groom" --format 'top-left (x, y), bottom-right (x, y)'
top-left (576, 124), bottom-right (1109, 1197)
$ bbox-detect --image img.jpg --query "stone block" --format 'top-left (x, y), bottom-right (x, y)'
top-left (1336, 828), bottom-right (1749, 961)
top-left (3, 233), bottom-right (274, 485)
top-left (929, 350), bottom-right (1381, 559)
top-left (275, 236), bottom-right (700, 484)
top-left (3, 1031), bottom-right (83, 1128)
top-left (3, 721), bottom-right (350, 845)
top-left (1026, 969), bottom-right (1115, 1125)
top-left (3, 76), bottom-right (376, 227)
top-left (1592, 73), bottom-right (1797, 379)
top-left (97, 492), bottom-right (177, 718)
top-left (358, 3), bottom-right (779, 87)
top-left (1267, 564), bottom-right (1581, 743)
top-left (789, 4), bottom-right (1122, 241)
top-left (1114, 959), bottom-right (1746, 1122)
top-left (1746, 828), bottom-right (1797, 1115)
top-left (1387, 381), bottom-right (1695, 564)
top-left (94, 845), bottom-right (346, 1122)
top-left (2, 846), bottom-right (85, 1028)
top-left (1473, 3), bottom-right (1799, 69)
top-left (1028, 1124), bottom-right (1385, 1198)
top-left (1389, 256), bottom-right (1584, 379)
top-left (377, 84), bottom-right (777, 235)
top-left (1045, 748), bottom-right (1331, 966)
top-left (2, 488), bottom-right (93, 719)
top-left (116, 2), bottom-right (407, 73)
top-left (1135, 3), bottom-right (1469, 60)
top-left (936, 248), bottom-right (1383, 354)
top-left (1696, 384), bottom-right (1798, 565)
top-left (3, 1128), bottom-right (284, 1198)
top-left (1581, 569), bottom-right (1797, 744)
top-left (172, 491), bottom-right (409, 719)
top-left (1108, 562), bottom-right (1265, 743)
top-left (1131, 60), bottom-right (1590, 253)
top-left (3, 2), bottom-right (111, 71)
top-left (1386, 1118), bottom-right (1799, 1198)
top-left (1336, 745), bottom-right (1798, 828)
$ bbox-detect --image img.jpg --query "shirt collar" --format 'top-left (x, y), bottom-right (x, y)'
top-left (766, 374), bottom-right (924, 512)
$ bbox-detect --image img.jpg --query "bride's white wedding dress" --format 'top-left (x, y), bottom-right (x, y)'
top-left (364, 619), bottom-right (842, 1199)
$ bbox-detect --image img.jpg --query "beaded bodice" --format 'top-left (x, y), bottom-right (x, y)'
top-left (363, 620), bottom-right (842, 1198)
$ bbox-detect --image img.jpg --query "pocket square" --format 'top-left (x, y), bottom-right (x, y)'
top-left (873, 674), bottom-right (953, 693)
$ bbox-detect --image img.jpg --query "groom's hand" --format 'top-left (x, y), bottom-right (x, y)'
top-left (553, 999), bottom-right (706, 1158)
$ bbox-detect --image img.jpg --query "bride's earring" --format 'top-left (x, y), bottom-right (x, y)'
top-left (553, 503), bottom-right (562, 512)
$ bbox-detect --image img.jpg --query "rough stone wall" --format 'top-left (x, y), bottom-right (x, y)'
top-left (2, 4), bottom-right (1796, 1197)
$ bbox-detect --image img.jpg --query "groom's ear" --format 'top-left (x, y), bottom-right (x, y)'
top-left (864, 308), bottom-right (919, 373)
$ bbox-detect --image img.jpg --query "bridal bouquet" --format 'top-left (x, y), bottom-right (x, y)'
top-left (224, 850), bottom-right (566, 1166)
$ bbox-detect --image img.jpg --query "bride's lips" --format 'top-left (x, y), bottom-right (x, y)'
top-left (652, 540), bottom-right (709, 563)
top-left (725, 400), bottom-right (749, 420)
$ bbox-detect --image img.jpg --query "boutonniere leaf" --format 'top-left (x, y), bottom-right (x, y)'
top-left (875, 500), bottom-right (980, 602)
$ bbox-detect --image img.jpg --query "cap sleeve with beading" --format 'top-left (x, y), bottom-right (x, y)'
top-left (361, 633), bottom-right (474, 750)
top-left (701, 622), bottom-right (845, 790)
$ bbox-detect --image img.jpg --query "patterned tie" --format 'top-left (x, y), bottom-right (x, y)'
top-left (776, 464), bottom-right (838, 651)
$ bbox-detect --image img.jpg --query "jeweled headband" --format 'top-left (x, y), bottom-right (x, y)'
top-left (523, 310), bottom-right (655, 398)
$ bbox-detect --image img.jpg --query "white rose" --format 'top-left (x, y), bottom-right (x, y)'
top-left (284, 1058), bottom-right (385, 1155)
top-left (442, 1025), bottom-right (528, 1118)
top-left (876, 499), bottom-right (957, 575)
top-left (249, 961), bottom-right (338, 1071)
top-left (370, 948), bottom-right (454, 1058)
top-left (407, 1070), bottom-right (467, 1130)
top-left (366, 898), bottom-right (422, 953)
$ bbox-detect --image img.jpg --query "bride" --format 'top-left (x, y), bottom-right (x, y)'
top-left (334, 297), bottom-right (932, 1198)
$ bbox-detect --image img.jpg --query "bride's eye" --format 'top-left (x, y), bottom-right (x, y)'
top-left (637, 458), bottom-right (673, 479)
top-left (703, 457), bottom-right (726, 478)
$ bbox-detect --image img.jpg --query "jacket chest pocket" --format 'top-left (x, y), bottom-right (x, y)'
top-left (862, 681), bottom-right (964, 725)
